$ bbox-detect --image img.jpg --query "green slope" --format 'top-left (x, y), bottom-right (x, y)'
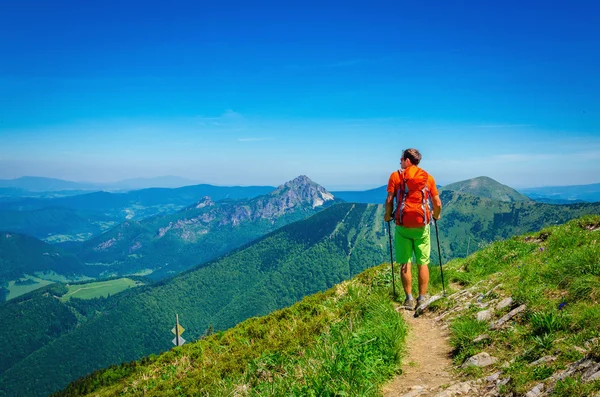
top-left (55, 265), bottom-right (407, 397)
top-left (434, 190), bottom-right (600, 263)
top-left (0, 203), bottom-right (389, 397)
top-left (429, 215), bottom-right (600, 395)
top-left (440, 176), bottom-right (531, 202)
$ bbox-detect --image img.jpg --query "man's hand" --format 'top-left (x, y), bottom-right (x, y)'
top-left (384, 213), bottom-right (392, 222)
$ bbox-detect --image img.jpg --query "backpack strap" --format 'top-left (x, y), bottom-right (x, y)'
top-left (395, 170), bottom-right (407, 226)
top-left (420, 171), bottom-right (431, 226)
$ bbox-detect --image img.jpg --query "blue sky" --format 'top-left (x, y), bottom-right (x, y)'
top-left (1, 1), bottom-right (599, 190)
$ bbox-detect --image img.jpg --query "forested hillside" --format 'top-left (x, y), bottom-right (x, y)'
top-left (0, 233), bottom-right (87, 299)
top-left (0, 203), bottom-right (389, 397)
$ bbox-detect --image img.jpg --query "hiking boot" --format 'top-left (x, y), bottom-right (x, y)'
top-left (415, 296), bottom-right (429, 313)
top-left (403, 297), bottom-right (416, 311)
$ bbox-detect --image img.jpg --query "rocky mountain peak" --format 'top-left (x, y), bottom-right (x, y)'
top-left (271, 175), bottom-right (334, 208)
top-left (195, 196), bottom-right (214, 209)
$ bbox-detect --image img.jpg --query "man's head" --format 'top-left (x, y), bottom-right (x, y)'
top-left (401, 148), bottom-right (421, 169)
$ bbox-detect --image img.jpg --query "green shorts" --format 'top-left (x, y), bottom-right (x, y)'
top-left (395, 225), bottom-right (431, 266)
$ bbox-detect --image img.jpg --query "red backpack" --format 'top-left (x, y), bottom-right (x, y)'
top-left (395, 167), bottom-right (432, 228)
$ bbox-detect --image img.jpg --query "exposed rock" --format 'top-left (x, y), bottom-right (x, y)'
top-left (434, 381), bottom-right (474, 397)
top-left (530, 355), bottom-right (557, 366)
top-left (551, 357), bottom-right (600, 382)
top-left (496, 297), bottom-right (513, 310)
top-left (94, 238), bottom-right (117, 251)
top-left (413, 294), bottom-right (443, 314)
top-left (574, 346), bottom-right (587, 354)
top-left (473, 334), bottom-right (490, 343)
top-left (195, 196), bottom-right (214, 208)
top-left (497, 377), bottom-right (511, 387)
top-left (462, 352), bottom-right (498, 368)
top-left (477, 309), bottom-right (493, 322)
top-left (490, 304), bottom-right (526, 330)
top-left (524, 383), bottom-right (545, 397)
top-left (585, 337), bottom-right (600, 349)
top-left (129, 241), bottom-right (142, 253)
top-left (486, 371), bottom-right (502, 383)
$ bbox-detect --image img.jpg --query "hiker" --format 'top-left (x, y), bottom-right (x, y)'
top-left (384, 148), bottom-right (442, 311)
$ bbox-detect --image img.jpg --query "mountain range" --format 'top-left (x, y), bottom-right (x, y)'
top-left (75, 175), bottom-right (340, 279)
top-left (1, 174), bottom-right (600, 395)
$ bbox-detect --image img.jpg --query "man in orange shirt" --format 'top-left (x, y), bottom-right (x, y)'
top-left (384, 148), bottom-right (442, 311)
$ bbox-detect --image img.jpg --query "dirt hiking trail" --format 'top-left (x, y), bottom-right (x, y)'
top-left (381, 308), bottom-right (455, 397)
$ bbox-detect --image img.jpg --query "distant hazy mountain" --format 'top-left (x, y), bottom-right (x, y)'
top-left (76, 175), bottom-right (340, 278)
top-left (440, 176), bottom-right (531, 202)
top-left (332, 185), bottom-right (387, 204)
top-left (0, 175), bottom-right (203, 193)
top-left (0, 208), bottom-right (117, 242)
top-left (519, 182), bottom-right (600, 203)
top-left (0, 177), bottom-right (97, 192)
top-left (98, 175), bottom-right (201, 190)
top-left (0, 202), bottom-right (387, 397)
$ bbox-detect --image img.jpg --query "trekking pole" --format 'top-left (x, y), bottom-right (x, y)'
top-left (434, 218), bottom-right (446, 296)
top-left (387, 213), bottom-right (397, 298)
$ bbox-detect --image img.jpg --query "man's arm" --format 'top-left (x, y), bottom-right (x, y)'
top-left (384, 191), bottom-right (394, 222)
top-left (431, 194), bottom-right (442, 220)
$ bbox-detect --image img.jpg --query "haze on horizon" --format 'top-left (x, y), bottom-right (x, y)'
top-left (1, 1), bottom-right (599, 190)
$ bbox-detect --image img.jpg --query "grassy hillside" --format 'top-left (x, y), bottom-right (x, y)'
top-left (52, 214), bottom-right (600, 397)
top-left (440, 176), bottom-right (531, 202)
top-left (434, 190), bottom-right (600, 262)
top-left (54, 266), bottom-right (407, 397)
top-left (0, 203), bottom-right (390, 397)
top-left (427, 214), bottom-right (600, 396)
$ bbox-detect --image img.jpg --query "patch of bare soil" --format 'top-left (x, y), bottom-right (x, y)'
top-left (381, 308), bottom-right (454, 396)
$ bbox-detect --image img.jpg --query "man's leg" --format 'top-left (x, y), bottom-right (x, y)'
top-left (401, 262), bottom-right (412, 296)
top-left (414, 225), bottom-right (432, 311)
top-left (418, 264), bottom-right (429, 295)
top-left (395, 226), bottom-right (415, 309)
